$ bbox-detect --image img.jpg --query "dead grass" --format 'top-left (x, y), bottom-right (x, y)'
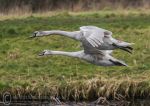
top-left (0, 9), bottom-right (150, 21)
top-left (4, 77), bottom-right (150, 101)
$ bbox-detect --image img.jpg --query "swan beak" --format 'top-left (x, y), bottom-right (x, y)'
top-left (29, 32), bottom-right (37, 39)
top-left (38, 51), bottom-right (45, 56)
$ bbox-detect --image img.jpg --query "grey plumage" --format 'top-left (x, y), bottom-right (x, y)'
top-left (31, 26), bottom-right (133, 66)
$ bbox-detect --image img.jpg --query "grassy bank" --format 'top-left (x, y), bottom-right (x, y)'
top-left (0, 11), bottom-right (150, 101)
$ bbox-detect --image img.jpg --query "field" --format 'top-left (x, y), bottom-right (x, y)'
top-left (0, 10), bottom-right (150, 101)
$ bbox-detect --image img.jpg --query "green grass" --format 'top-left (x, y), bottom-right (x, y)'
top-left (0, 11), bottom-right (150, 100)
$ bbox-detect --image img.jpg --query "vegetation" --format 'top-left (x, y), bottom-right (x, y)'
top-left (0, 10), bottom-right (150, 101)
top-left (0, 0), bottom-right (150, 14)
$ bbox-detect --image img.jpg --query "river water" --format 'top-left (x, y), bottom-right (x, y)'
top-left (65, 100), bottom-right (150, 106)
top-left (1, 99), bottom-right (150, 106)
top-left (130, 100), bottom-right (150, 106)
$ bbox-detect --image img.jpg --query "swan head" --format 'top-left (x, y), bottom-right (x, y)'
top-left (29, 31), bottom-right (44, 38)
top-left (39, 50), bottom-right (52, 56)
top-left (34, 31), bottom-right (44, 37)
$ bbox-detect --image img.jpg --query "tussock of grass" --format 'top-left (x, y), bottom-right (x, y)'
top-left (4, 78), bottom-right (150, 101)
top-left (0, 11), bottom-right (150, 100)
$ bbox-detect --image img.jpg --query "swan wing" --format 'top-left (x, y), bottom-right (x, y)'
top-left (80, 26), bottom-right (112, 48)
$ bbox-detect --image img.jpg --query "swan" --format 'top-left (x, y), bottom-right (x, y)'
top-left (39, 50), bottom-right (128, 66)
top-left (30, 26), bottom-right (134, 66)
top-left (38, 49), bottom-right (128, 66)
top-left (30, 26), bottom-right (134, 53)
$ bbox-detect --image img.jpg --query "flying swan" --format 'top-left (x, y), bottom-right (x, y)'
top-left (30, 26), bottom-right (134, 66)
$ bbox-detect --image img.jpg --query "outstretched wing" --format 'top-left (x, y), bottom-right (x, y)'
top-left (82, 37), bottom-right (113, 56)
top-left (80, 26), bottom-right (112, 48)
top-left (100, 50), bottom-right (113, 55)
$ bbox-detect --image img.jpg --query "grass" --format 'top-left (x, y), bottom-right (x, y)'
top-left (0, 10), bottom-right (150, 101)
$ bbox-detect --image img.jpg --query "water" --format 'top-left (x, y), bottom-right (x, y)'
top-left (67, 100), bottom-right (150, 106)
top-left (1, 99), bottom-right (150, 106)
top-left (130, 100), bottom-right (150, 106)
top-left (58, 100), bottom-right (150, 106)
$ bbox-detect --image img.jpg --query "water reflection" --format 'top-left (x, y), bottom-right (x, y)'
top-left (1, 99), bottom-right (150, 106)
top-left (130, 100), bottom-right (150, 106)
